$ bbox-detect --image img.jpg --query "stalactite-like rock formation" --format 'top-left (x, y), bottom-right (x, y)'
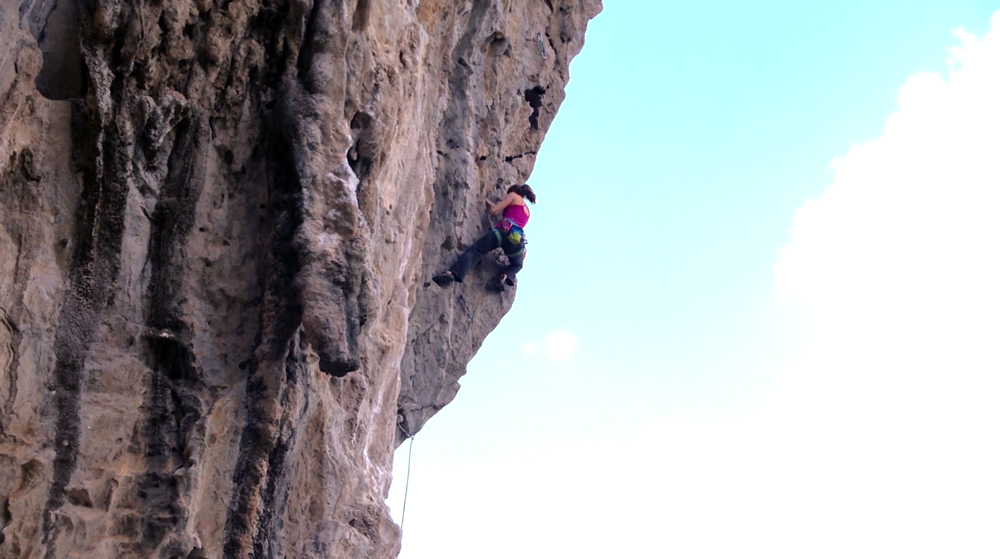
top-left (0, 0), bottom-right (601, 557)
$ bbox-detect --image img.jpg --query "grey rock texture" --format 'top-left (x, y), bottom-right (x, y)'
top-left (0, 0), bottom-right (601, 557)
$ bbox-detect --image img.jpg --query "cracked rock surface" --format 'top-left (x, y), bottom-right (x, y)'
top-left (0, 0), bottom-right (600, 557)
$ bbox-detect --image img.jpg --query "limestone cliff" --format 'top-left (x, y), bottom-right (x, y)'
top-left (0, 0), bottom-right (600, 557)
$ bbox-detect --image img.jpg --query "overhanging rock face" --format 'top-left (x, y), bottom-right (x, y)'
top-left (0, 1), bottom-right (601, 557)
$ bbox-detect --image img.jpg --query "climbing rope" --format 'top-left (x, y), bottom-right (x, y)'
top-left (455, 294), bottom-right (483, 352)
top-left (453, 270), bottom-right (500, 353)
top-left (397, 263), bottom-right (496, 530)
top-left (399, 435), bottom-right (415, 530)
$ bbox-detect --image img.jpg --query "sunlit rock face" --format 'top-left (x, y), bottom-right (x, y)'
top-left (0, 0), bottom-right (599, 557)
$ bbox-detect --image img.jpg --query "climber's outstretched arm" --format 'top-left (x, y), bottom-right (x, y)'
top-left (489, 192), bottom-right (518, 215)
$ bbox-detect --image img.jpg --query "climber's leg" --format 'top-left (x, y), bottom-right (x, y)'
top-left (499, 245), bottom-right (525, 286)
top-left (444, 230), bottom-right (500, 283)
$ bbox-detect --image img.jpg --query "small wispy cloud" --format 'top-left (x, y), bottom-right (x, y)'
top-left (542, 331), bottom-right (579, 363)
top-left (520, 332), bottom-right (580, 363)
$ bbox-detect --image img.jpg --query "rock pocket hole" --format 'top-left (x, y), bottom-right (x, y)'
top-left (28, 0), bottom-right (85, 100)
top-left (66, 488), bottom-right (93, 508)
top-left (524, 86), bottom-right (546, 131)
top-left (348, 111), bottom-right (375, 181)
top-left (20, 459), bottom-right (44, 489)
top-left (487, 32), bottom-right (509, 57)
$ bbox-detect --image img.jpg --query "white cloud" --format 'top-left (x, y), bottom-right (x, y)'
top-left (393, 13), bottom-right (1000, 559)
top-left (763, 14), bottom-right (1000, 555)
top-left (542, 330), bottom-right (579, 363)
top-left (518, 331), bottom-right (580, 362)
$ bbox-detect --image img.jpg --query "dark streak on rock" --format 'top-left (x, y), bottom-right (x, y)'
top-left (249, 335), bottom-right (310, 559)
top-left (135, 114), bottom-right (207, 555)
top-left (223, 93), bottom-right (305, 559)
top-left (223, 329), bottom-right (308, 559)
top-left (295, 0), bottom-right (325, 93)
top-left (41, 100), bottom-right (130, 558)
top-left (265, 121), bottom-right (307, 366)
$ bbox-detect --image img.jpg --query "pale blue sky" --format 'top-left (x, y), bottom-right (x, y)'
top-left (389, 2), bottom-right (1000, 557)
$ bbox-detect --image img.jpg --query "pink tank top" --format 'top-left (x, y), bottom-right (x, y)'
top-left (501, 204), bottom-right (530, 228)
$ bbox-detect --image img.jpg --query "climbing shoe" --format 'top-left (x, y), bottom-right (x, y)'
top-left (433, 271), bottom-right (456, 287)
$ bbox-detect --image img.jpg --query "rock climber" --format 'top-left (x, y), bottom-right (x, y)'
top-left (433, 184), bottom-right (536, 289)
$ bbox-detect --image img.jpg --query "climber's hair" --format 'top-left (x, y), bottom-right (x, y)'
top-left (507, 184), bottom-right (536, 204)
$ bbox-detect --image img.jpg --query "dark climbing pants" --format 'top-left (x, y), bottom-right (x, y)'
top-left (448, 229), bottom-right (524, 283)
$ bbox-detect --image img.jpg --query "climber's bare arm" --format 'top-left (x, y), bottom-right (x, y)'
top-left (489, 192), bottom-right (518, 215)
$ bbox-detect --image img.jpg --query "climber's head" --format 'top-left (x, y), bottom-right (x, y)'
top-left (507, 184), bottom-right (536, 204)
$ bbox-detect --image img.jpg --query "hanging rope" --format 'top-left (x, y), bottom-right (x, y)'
top-left (398, 259), bottom-right (497, 531)
top-left (399, 434), bottom-right (415, 530)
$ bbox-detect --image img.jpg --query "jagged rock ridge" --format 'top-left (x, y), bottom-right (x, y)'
top-left (0, 0), bottom-right (601, 557)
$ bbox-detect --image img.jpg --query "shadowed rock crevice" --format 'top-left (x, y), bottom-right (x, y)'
top-left (24, 0), bottom-right (85, 100)
top-left (294, 0), bottom-right (326, 86)
top-left (525, 85), bottom-right (546, 130)
top-left (349, 110), bottom-right (375, 182)
top-left (504, 150), bottom-right (537, 163)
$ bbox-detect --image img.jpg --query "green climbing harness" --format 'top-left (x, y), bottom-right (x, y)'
top-left (493, 218), bottom-right (527, 259)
